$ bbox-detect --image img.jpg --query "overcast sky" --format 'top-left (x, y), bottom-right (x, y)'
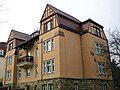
top-left (0, 0), bottom-right (120, 42)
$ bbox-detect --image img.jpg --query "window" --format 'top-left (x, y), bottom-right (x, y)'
top-left (93, 26), bottom-right (101, 37)
top-left (7, 56), bottom-right (12, 65)
top-left (8, 42), bottom-right (13, 51)
top-left (34, 65), bottom-right (38, 77)
top-left (0, 49), bottom-right (4, 56)
top-left (34, 85), bottom-right (37, 90)
top-left (48, 83), bottom-right (54, 90)
top-left (98, 62), bottom-right (106, 75)
top-left (43, 59), bottom-right (55, 74)
top-left (26, 68), bottom-right (30, 77)
top-left (44, 20), bottom-right (53, 33)
top-left (28, 51), bottom-right (30, 56)
top-left (43, 39), bottom-right (54, 53)
top-left (42, 84), bottom-right (47, 90)
top-left (35, 47), bottom-right (38, 57)
top-left (102, 84), bottom-right (107, 90)
top-left (6, 70), bottom-right (11, 80)
top-left (96, 43), bottom-right (104, 55)
top-left (74, 83), bottom-right (78, 90)
top-left (18, 69), bottom-right (22, 80)
top-left (18, 53), bottom-right (22, 59)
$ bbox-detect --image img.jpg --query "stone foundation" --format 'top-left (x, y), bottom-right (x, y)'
top-left (5, 78), bottom-right (114, 90)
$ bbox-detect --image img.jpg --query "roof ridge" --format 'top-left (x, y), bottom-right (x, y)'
top-left (11, 29), bottom-right (30, 36)
top-left (48, 4), bottom-right (80, 23)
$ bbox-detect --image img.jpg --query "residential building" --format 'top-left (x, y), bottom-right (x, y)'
top-left (0, 42), bottom-right (6, 87)
top-left (4, 4), bottom-right (113, 90)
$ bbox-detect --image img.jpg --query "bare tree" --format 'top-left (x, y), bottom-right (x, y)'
top-left (108, 28), bottom-right (120, 89)
top-left (108, 29), bottom-right (120, 65)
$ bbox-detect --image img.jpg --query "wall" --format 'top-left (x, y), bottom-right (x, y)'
top-left (59, 28), bottom-right (83, 79)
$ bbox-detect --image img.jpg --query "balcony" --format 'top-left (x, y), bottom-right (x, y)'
top-left (17, 56), bottom-right (33, 68)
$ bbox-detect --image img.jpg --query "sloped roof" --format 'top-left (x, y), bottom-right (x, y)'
top-left (82, 19), bottom-right (104, 28)
top-left (7, 30), bottom-right (30, 42)
top-left (42, 4), bottom-right (81, 34)
top-left (0, 42), bottom-right (7, 50)
top-left (48, 4), bottom-right (80, 23)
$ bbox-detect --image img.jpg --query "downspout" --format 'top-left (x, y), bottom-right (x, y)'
top-left (80, 22), bottom-right (90, 90)
top-left (80, 34), bottom-right (86, 90)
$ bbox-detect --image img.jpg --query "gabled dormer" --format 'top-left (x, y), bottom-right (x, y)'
top-left (40, 4), bottom-right (58, 34)
top-left (81, 19), bottom-right (107, 40)
top-left (40, 4), bottom-right (81, 35)
top-left (7, 30), bottom-right (30, 51)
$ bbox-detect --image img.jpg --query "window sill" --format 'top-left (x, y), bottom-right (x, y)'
top-left (26, 76), bottom-right (30, 78)
top-left (96, 54), bottom-right (104, 56)
top-left (43, 49), bottom-right (54, 54)
top-left (98, 73), bottom-right (107, 76)
top-left (6, 79), bottom-right (11, 81)
top-left (43, 72), bottom-right (55, 75)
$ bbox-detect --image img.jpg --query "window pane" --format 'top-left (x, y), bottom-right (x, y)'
top-left (47, 22), bottom-right (51, 31)
top-left (48, 84), bottom-right (54, 90)
top-left (74, 83), bottom-right (78, 90)
top-left (43, 63), bottom-right (46, 74)
top-left (0, 50), bottom-right (4, 56)
top-left (6, 70), bottom-right (11, 80)
top-left (35, 65), bottom-right (38, 76)
top-left (42, 84), bottom-right (47, 90)
top-left (35, 47), bottom-right (38, 57)
top-left (98, 62), bottom-right (106, 74)
top-left (18, 69), bottom-right (22, 79)
top-left (26, 68), bottom-right (30, 77)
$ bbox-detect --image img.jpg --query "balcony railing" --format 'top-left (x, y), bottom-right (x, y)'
top-left (17, 56), bottom-right (33, 68)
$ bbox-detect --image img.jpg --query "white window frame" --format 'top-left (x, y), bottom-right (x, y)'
top-left (26, 68), bottom-right (30, 78)
top-left (96, 43), bottom-right (104, 55)
top-left (18, 69), bottom-right (22, 80)
top-left (34, 65), bottom-right (38, 77)
top-left (0, 49), bottom-right (4, 56)
top-left (18, 53), bottom-right (22, 59)
top-left (102, 84), bottom-right (107, 90)
top-left (48, 83), bottom-right (54, 90)
top-left (9, 42), bottom-right (13, 51)
top-left (35, 47), bottom-right (38, 57)
top-left (98, 62), bottom-right (106, 75)
top-left (93, 26), bottom-right (101, 37)
top-left (43, 59), bottom-right (55, 74)
top-left (43, 39), bottom-right (54, 53)
top-left (6, 70), bottom-right (11, 80)
top-left (74, 83), bottom-right (78, 90)
top-left (42, 84), bottom-right (47, 90)
top-left (44, 20), bottom-right (53, 32)
top-left (7, 56), bottom-right (12, 65)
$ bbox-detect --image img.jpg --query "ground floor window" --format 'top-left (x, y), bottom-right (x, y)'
top-left (102, 84), bottom-right (107, 90)
top-left (74, 83), bottom-right (78, 90)
top-left (34, 85), bottom-right (37, 90)
top-left (42, 84), bottom-right (47, 90)
top-left (42, 83), bottom-right (54, 90)
top-left (48, 83), bottom-right (54, 90)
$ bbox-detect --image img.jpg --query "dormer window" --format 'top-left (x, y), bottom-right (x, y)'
top-left (44, 20), bottom-right (53, 33)
top-left (93, 26), bottom-right (101, 37)
top-left (0, 49), bottom-right (4, 56)
top-left (8, 42), bottom-right (13, 51)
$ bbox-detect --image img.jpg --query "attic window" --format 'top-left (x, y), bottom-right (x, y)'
top-left (8, 42), bottom-right (13, 51)
top-left (0, 49), bottom-right (4, 56)
top-left (44, 20), bottom-right (53, 33)
top-left (93, 26), bottom-right (101, 37)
